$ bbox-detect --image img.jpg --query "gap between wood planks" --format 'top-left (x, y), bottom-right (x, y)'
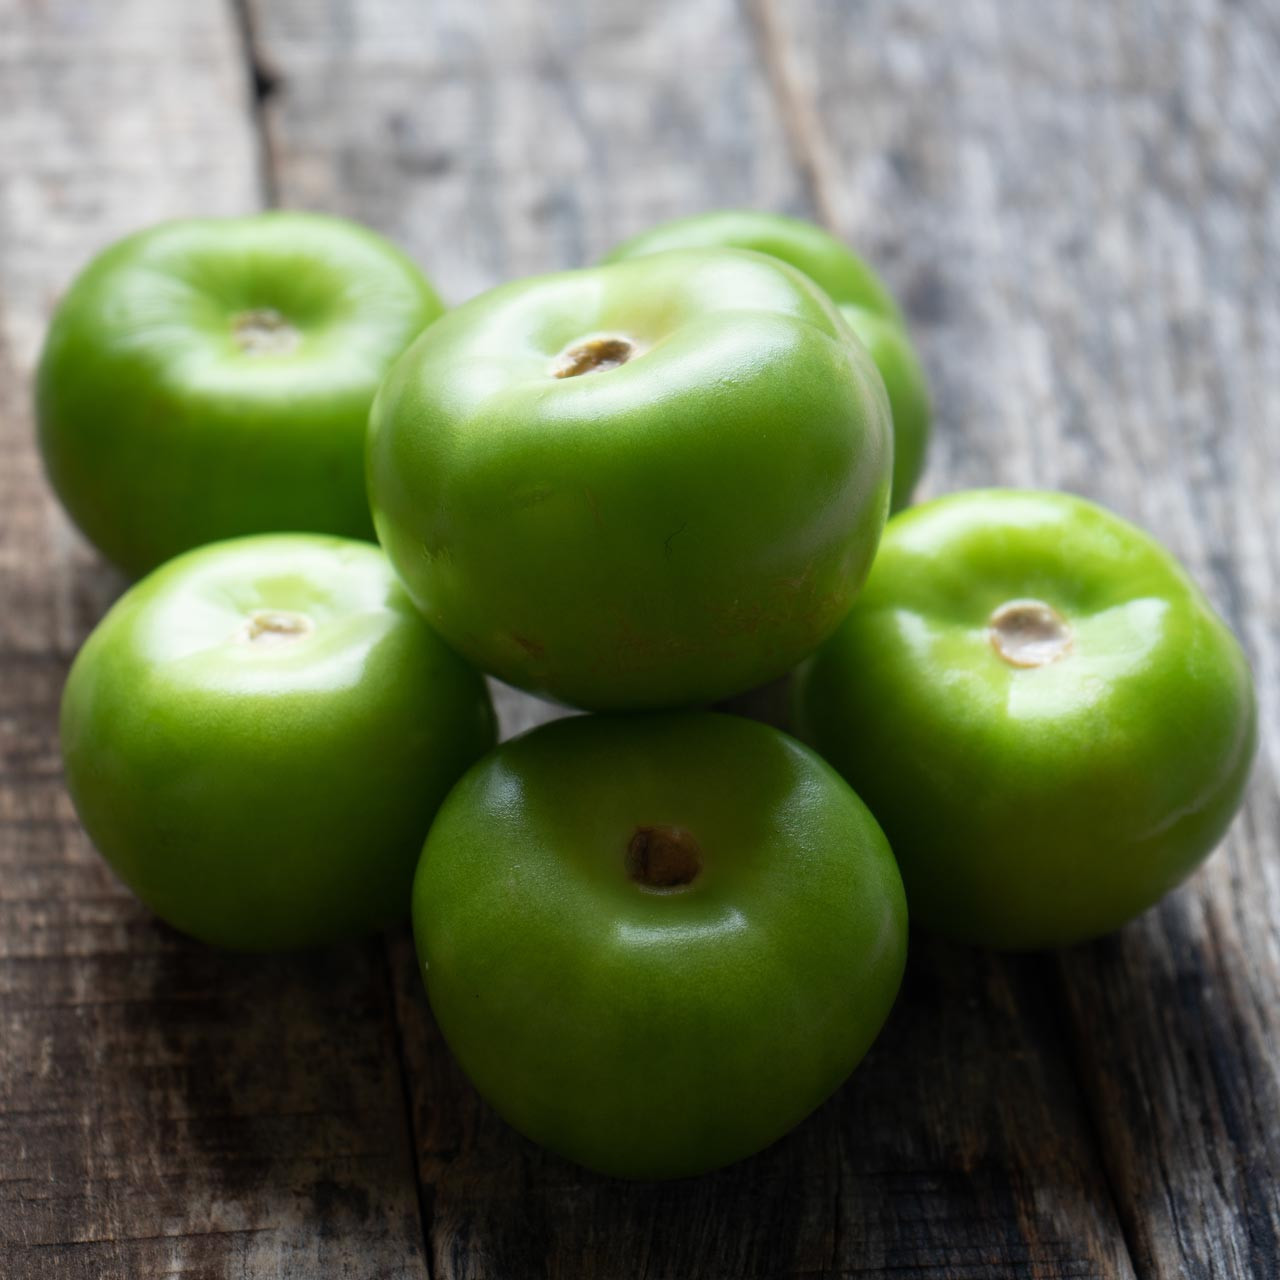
top-left (230, 0), bottom-right (282, 207)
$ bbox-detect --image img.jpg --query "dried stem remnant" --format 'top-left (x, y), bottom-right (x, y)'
top-left (626, 825), bottom-right (702, 889)
top-left (552, 335), bottom-right (637, 378)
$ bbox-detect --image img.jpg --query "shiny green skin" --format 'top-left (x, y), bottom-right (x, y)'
top-left (839, 307), bottom-right (930, 512)
top-left (38, 212), bottom-right (443, 577)
top-left (61, 535), bottom-right (495, 950)
top-left (369, 248), bottom-right (892, 712)
top-left (603, 211), bottom-right (929, 511)
top-left (793, 490), bottom-right (1258, 949)
top-left (412, 712), bottom-right (907, 1179)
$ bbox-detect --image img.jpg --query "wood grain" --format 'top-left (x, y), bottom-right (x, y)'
top-left (763, 1), bottom-right (1280, 1276)
top-left (240, 0), bottom-right (809, 304)
top-left (0, 4), bottom-right (427, 1276)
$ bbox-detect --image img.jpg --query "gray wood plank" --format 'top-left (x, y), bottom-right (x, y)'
top-left (241, 0), bottom-right (807, 305)
top-left (248, 2), bottom-right (1139, 1276)
top-left (763, 0), bottom-right (1280, 1275)
top-left (0, 3), bottom-right (427, 1276)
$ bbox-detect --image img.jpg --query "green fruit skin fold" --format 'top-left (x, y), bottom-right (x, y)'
top-left (368, 247), bottom-right (893, 712)
top-left (37, 211), bottom-right (444, 578)
top-left (60, 535), bottom-right (496, 950)
top-left (793, 489), bottom-right (1258, 950)
top-left (412, 712), bottom-right (908, 1180)
top-left (603, 210), bottom-right (930, 512)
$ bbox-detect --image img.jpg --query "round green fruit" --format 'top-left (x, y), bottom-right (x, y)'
top-left (603, 210), bottom-right (930, 511)
top-left (412, 712), bottom-right (908, 1179)
top-left (368, 248), bottom-right (892, 711)
top-left (38, 212), bottom-right (444, 577)
top-left (604, 210), bottom-right (905, 323)
top-left (793, 489), bottom-right (1257, 949)
top-left (61, 534), bottom-right (495, 950)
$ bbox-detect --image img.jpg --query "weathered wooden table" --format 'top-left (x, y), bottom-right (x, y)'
top-left (2, 2), bottom-right (1277, 1276)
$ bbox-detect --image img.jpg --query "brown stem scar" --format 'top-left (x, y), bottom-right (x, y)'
top-left (626, 825), bottom-right (702, 890)
top-left (233, 609), bottom-right (314, 646)
top-left (988, 599), bottom-right (1073, 668)
top-left (551, 335), bottom-right (639, 378)
top-left (232, 307), bottom-right (300, 356)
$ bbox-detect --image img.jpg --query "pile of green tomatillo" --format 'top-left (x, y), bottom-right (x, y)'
top-left (40, 210), bottom-right (1257, 1180)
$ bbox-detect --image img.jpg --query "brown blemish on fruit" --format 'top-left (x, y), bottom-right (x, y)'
top-left (626, 825), bottom-right (702, 890)
top-left (512, 633), bottom-right (544, 658)
top-left (551, 335), bottom-right (639, 378)
top-left (988, 598), bottom-right (1073, 668)
top-left (232, 307), bottom-right (301, 356)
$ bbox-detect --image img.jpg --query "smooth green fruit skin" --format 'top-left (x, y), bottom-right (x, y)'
top-left (368, 248), bottom-right (893, 712)
top-left (793, 489), bottom-right (1258, 950)
top-left (37, 212), bottom-right (444, 577)
top-left (412, 712), bottom-right (907, 1180)
top-left (603, 211), bottom-right (929, 511)
top-left (60, 535), bottom-right (495, 950)
top-left (839, 306), bottom-right (930, 512)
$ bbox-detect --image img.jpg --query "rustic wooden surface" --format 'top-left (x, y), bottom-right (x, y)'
top-left (1, 1), bottom-right (1276, 1277)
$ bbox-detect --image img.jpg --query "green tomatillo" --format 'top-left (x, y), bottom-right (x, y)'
top-left (61, 534), bottom-right (495, 950)
top-left (368, 248), bottom-right (893, 711)
top-left (793, 489), bottom-right (1257, 949)
top-left (37, 212), bottom-right (444, 577)
top-left (412, 712), bottom-right (908, 1179)
top-left (603, 210), bottom-right (930, 511)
